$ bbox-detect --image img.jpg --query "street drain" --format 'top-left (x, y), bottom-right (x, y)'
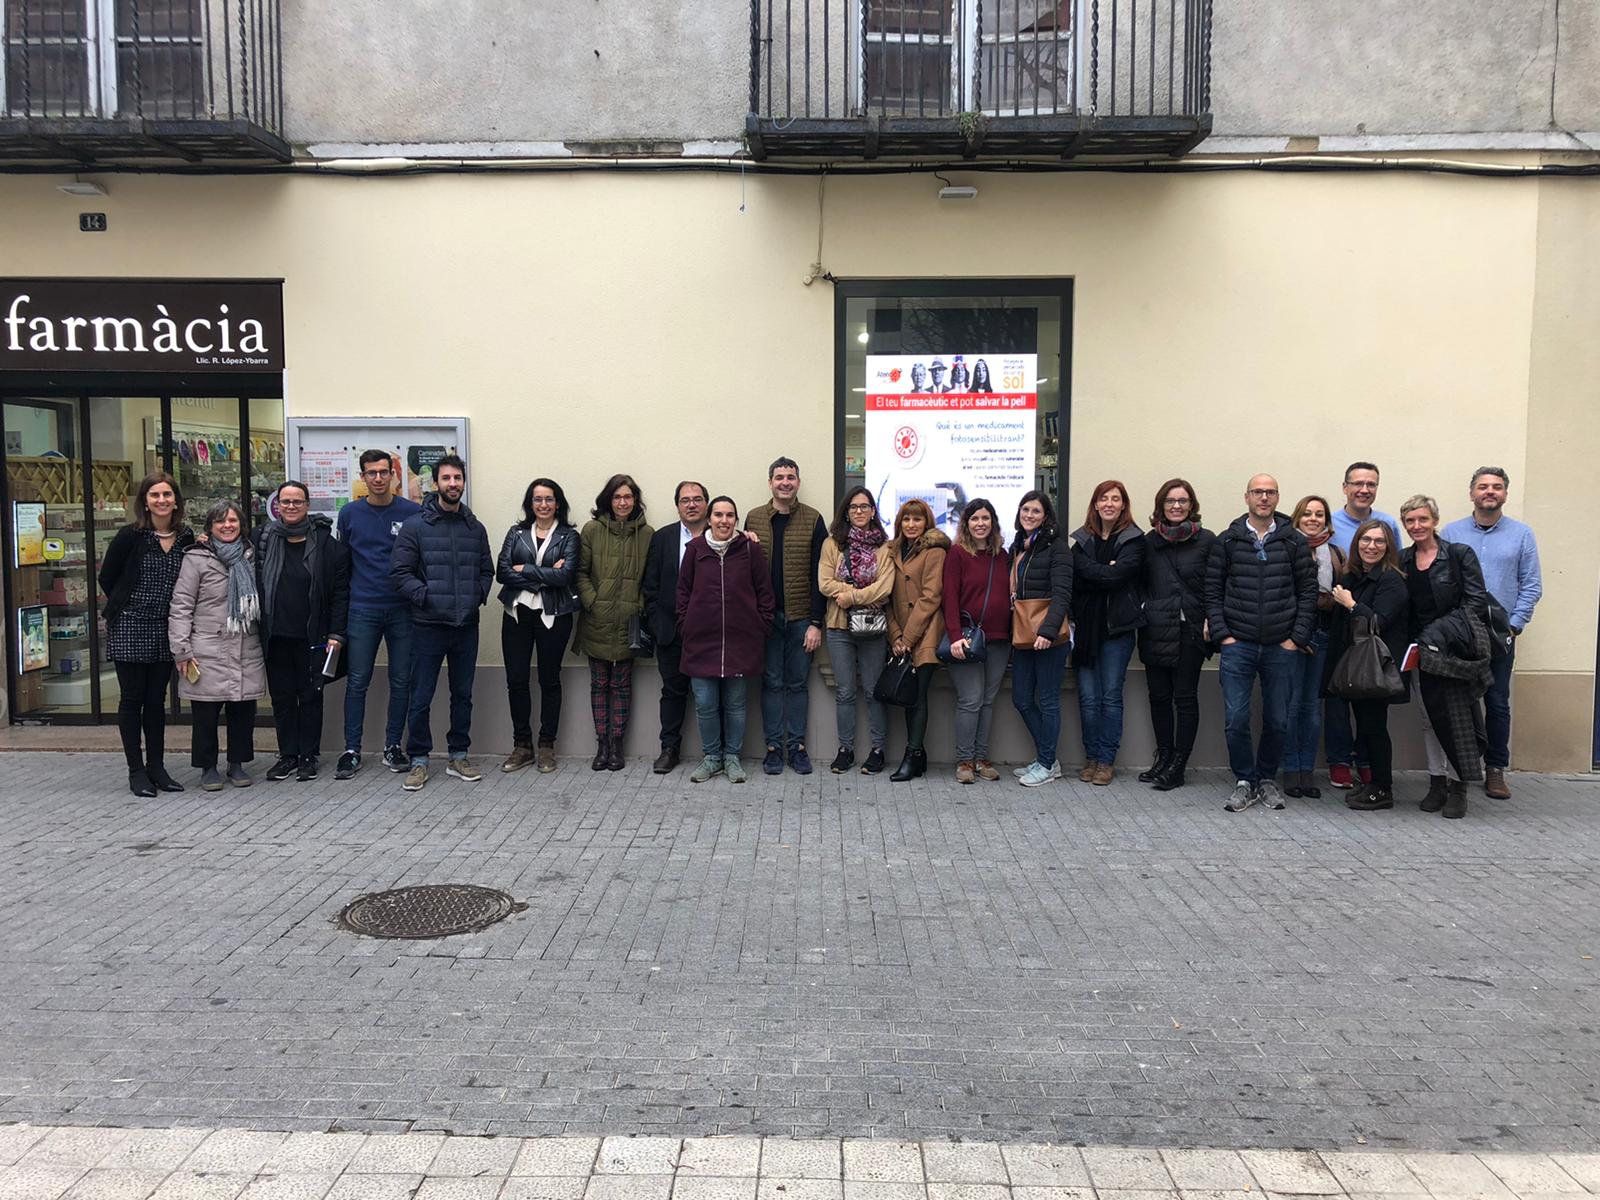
top-left (337, 884), bottom-right (523, 939)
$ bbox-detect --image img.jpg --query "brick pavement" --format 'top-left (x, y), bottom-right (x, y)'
top-left (1, 753), bottom-right (1598, 1151)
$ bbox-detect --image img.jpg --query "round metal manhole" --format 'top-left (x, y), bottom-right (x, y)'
top-left (337, 884), bottom-right (524, 939)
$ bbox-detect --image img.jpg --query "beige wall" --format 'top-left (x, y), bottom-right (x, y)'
top-left (1, 160), bottom-right (1592, 767)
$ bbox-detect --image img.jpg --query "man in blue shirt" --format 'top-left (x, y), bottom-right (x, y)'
top-left (333, 449), bottom-right (421, 778)
top-left (1325, 462), bottom-right (1400, 790)
top-left (1443, 466), bottom-right (1542, 800)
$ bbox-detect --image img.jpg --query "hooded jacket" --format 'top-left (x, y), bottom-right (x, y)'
top-left (167, 541), bottom-right (268, 704)
top-left (576, 513), bottom-right (654, 661)
top-left (389, 493), bottom-right (494, 628)
top-left (675, 533), bottom-right (776, 678)
top-left (1138, 525), bottom-right (1217, 667)
top-left (253, 514), bottom-right (350, 646)
top-left (1205, 512), bottom-right (1318, 647)
top-left (885, 528), bottom-right (950, 667)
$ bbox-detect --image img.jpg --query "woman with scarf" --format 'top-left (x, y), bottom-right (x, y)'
top-left (676, 496), bottom-right (775, 783)
top-left (169, 499), bottom-right (266, 789)
top-left (1137, 479), bottom-right (1216, 791)
top-left (884, 499), bottom-right (950, 781)
top-left (1400, 494), bottom-right (1492, 819)
top-left (1069, 481), bottom-right (1146, 785)
top-left (254, 480), bottom-right (351, 783)
top-left (1280, 494), bottom-right (1345, 797)
top-left (1008, 490), bottom-right (1073, 787)
top-left (819, 487), bottom-right (896, 774)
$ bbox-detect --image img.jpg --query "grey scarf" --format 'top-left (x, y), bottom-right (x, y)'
top-left (276, 513), bottom-right (311, 538)
top-left (211, 536), bottom-right (261, 633)
top-left (706, 529), bottom-right (737, 559)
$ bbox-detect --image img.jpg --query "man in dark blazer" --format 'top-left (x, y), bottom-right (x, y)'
top-left (642, 480), bottom-right (709, 773)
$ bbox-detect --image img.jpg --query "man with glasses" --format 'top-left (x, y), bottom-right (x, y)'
top-left (333, 449), bottom-right (421, 778)
top-left (642, 481), bottom-right (711, 774)
top-left (1206, 474), bottom-right (1318, 812)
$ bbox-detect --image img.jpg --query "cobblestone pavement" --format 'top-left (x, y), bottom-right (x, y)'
top-left (1, 753), bottom-right (1598, 1151)
top-left (6, 1126), bottom-right (1600, 1200)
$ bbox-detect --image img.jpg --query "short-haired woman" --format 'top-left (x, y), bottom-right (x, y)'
top-left (942, 498), bottom-right (1012, 784)
top-left (676, 497), bottom-right (775, 783)
top-left (99, 472), bottom-right (196, 796)
top-left (1069, 480), bottom-right (1146, 785)
top-left (577, 473), bottom-right (654, 770)
top-left (884, 499), bottom-right (950, 781)
top-left (497, 477), bottom-right (580, 773)
top-left (169, 499), bottom-right (266, 790)
top-left (1281, 494), bottom-right (1345, 798)
top-left (1322, 518), bottom-right (1410, 811)
top-left (1008, 490), bottom-right (1073, 787)
top-left (819, 487), bottom-right (896, 774)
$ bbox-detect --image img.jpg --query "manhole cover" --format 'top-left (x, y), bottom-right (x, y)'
top-left (337, 884), bottom-right (523, 939)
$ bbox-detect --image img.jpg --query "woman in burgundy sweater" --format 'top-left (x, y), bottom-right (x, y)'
top-left (942, 499), bottom-right (1013, 783)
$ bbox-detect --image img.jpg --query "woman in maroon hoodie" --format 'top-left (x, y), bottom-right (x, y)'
top-left (941, 498), bottom-right (1013, 783)
top-left (676, 496), bottom-right (776, 784)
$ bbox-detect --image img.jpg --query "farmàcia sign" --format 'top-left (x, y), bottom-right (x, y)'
top-left (1, 278), bottom-right (283, 373)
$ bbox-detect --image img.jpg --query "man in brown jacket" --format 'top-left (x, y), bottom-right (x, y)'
top-left (744, 456), bottom-right (827, 775)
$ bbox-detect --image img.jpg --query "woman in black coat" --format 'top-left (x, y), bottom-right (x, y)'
top-left (1069, 480), bottom-right (1146, 785)
top-left (1008, 490), bottom-right (1073, 787)
top-left (1136, 479), bottom-right (1216, 791)
top-left (1322, 518), bottom-right (1410, 812)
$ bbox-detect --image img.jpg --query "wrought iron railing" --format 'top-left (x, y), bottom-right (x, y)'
top-left (2, 0), bottom-right (282, 134)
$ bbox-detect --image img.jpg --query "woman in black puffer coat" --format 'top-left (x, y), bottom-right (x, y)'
top-left (1008, 490), bottom-right (1073, 787)
top-left (1069, 480), bottom-right (1146, 786)
top-left (1137, 479), bottom-right (1216, 791)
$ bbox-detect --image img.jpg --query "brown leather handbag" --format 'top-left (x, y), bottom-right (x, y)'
top-left (1010, 544), bottom-right (1068, 648)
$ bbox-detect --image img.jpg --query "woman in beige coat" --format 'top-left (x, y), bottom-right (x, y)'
top-left (883, 499), bottom-right (950, 781)
top-left (169, 499), bottom-right (266, 790)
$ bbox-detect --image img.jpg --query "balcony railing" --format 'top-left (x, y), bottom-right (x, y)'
top-left (747, 0), bottom-right (1211, 159)
top-left (0, 0), bottom-right (288, 163)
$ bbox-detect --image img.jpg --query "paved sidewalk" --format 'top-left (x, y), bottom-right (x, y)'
top-left (1, 753), bottom-right (1598, 1151)
top-left (6, 1126), bottom-right (1600, 1200)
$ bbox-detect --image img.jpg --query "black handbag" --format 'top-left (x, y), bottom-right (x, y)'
top-left (936, 554), bottom-right (997, 664)
top-left (626, 613), bottom-right (655, 657)
top-left (1327, 614), bottom-right (1404, 701)
top-left (874, 655), bottom-right (920, 706)
top-left (1485, 600), bottom-right (1514, 660)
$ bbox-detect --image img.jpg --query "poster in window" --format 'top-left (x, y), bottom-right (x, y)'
top-left (863, 353), bottom-right (1038, 536)
top-left (17, 605), bottom-right (48, 672)
top-left (299, 449), bottom-right (353, 515)
top-left (12, 501), bottom-right (46, 568)
top-left (405, 445), bottom-right (457, 503)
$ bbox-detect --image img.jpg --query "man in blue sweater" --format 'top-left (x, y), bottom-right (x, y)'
top-left (333, 449), bottom-right (421, 778)
top-left (1443, 466), bottom-right (1542, 800)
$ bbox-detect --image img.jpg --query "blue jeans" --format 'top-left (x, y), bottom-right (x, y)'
top-left (1282, 629), bottom-right (1327, 774)
top-left (1075, 632), bottom-right (1136, 765)
top-left (1483, 641), bottom-right (1515, 769)
top-left (1012, 642), bottom-right (1070, 768)
top-left (761, 612), bottom-right (813, 750)
top-left (342, 605), bottom-right (413, 753)
top-left (1218, 640), bottom-right (1298, 785)
top-left (406, 621), bottom-right (479, 764)
top-left (691, 676), bottom-right (748, 759)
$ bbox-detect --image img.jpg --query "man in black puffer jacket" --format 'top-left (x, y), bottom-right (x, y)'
top-left (390, 455), bottom-right (493, 790)
top-left (1205, 474), bottom-right (1317, 812)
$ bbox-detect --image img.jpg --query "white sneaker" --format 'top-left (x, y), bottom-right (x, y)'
top-left (1224, 780), bottom-right (1259, 812)
top-left (1044, 760), bottom-right (1062, 781)
top-left (1018, 762), bottom-right (1054, 788)
top-left (1013, 761), bottom-right (1039, 778)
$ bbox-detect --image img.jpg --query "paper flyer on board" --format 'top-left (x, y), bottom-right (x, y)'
top-left (863, 353), bottom-right (1038, 536)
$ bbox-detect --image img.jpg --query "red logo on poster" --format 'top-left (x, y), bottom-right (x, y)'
top-left (893, 426), bottom-right (919, 459)
top-left (889, 368), bottom-right (902, 382)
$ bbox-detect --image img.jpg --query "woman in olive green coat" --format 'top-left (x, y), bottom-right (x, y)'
top-left (577, 473), bottom-right (654, 771)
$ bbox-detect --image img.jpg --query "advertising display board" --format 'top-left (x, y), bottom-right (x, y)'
top-left (286, 418), bottom-right (470, 516)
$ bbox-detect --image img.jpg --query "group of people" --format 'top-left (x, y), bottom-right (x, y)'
top-left (100, 451), bottom-right (1541, 819)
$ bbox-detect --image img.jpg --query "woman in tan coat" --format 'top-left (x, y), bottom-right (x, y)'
top-left (883, 499), bottom-right (950, 781)
top-left (169, 499), bottom-right (267, 790)
top-left (819, 487), bottom-right (897, 774)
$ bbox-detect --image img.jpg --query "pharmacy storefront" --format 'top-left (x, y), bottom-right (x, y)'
top-left (0, 277), bottom-right (286, 724)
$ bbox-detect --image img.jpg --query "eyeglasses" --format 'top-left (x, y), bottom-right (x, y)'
top-left (1163, 498), bottom-right (1190, 508)
top-left (532, 497), bottom-right (557, 505)
top-left (362, 468), bottom-right (392, 479)
top-left (1357, 536), bottom-right (1388, 547)
top-left (278, 498), bottom-right (307, 508)
top-left (847, 503), bottom-right (874, 513)
top-left (1247, 489), bottom-right (1278, 499)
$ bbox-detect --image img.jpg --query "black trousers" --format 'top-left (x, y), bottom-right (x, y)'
top-left (266, 637), bottom-right (323, 760)
top-left (905, 663), bottom-right (939, 751)
top-left (502, 609), bottom-right (574, 746)
top-left (656, 637), bottom-right (691, 752)
top-left (114, 660), bottom-right (171, 771)
top-left (1349, 698), bottom-right (1394, 788)
top-left (190, 700), bottom-right (258, 768)
top-left (1145, 638), bottom-right (1206, 755)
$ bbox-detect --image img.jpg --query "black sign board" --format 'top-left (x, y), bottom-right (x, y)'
top-left (0, 278), bottom-right (284, 373)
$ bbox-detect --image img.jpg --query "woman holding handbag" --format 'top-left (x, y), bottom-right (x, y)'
top-left (883, 499), bottom-right (950, 782)
top-left (1008, 491), bottom-right (1073, 787)
top-left (819, 487), bottom-right (896, 774)
top-left (1281, 494), bottom-right (1345, 798)
top-left (941, 498), bottom-right (1012, 784)
top-left (1321, 518), bottom-right (1410, 811)
top-left (1069, 481), bottom-right (1146, 785)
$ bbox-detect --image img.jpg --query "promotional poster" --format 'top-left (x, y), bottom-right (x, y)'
top-left (863, 353), bottom-right (1038, 535)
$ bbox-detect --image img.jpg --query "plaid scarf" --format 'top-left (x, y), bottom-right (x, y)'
top-left (840, 523), bottom-right (886, 584)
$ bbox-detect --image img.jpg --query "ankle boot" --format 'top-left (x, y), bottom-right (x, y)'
top-left (146, 763), bottom-right (185, 793)
top-left (1138, 748), bottom-right (1173, 784)
top-left (128, 767), bottom-right (158, 798)
top-left (606, 734), bottom-right (626, 770)
top-left (1442, 780), bottom-right (1468, 819)
top-left (909, 749), bottom-right (926, 778)
top-left (591, 735), bottom-right (610, 771)
top-left (1151, 751), bottom-right (1188, 791)
top-left (1420, 774), bottom-right (1448, 813)
top-left (890, 748), bottom-right (917, 782)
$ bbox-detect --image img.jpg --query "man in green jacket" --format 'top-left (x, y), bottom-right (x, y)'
top-left (744, 456), bottom-right (827, 775)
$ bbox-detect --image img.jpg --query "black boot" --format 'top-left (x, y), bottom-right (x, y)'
top-left (1138, 749), bottom-right (1173, 784)
top-left (908, 748), bottom-right (927, 779)
top-left (591, 735), bottom-right (610, 771)
top-left (1151, 751), bottom-right (1188, 791)
top-left (606, 735), bottom-right (626, 771)
top-left (128, 768), bottom-right (158, 798)
top-left (890, 748), bottom-right (917, 782)
top-left (1442, 780), bottom-right (1468, 819)
top-left (146, 763), bottom-right (185, 793)
top-left (1420, 775), bottom-right (1448, 813)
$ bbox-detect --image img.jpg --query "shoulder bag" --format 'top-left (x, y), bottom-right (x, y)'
top-left (840, 545), bottom-right (888, 640)
top-left (1011, 540), bottom-right (1069, 649)
top-left (937, 554), bottom-right (997, 664)
top-left (1327, 613), bottom-right (1404, 701)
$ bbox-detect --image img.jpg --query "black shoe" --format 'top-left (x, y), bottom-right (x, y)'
top-left (591, 736), bottom-right (610, 772)
top-left (382, 745), bottom-right (409, 772)
top-left (1442, 780), bottom-right (1468, 819)
top-left (652, 747), bottom-right (680, 774)
top-left (1138, 749), bottom-right (1173, 784)
top-left (1151, 751), bottom-right (1188, 791)
top-left (830, 747), bottom-right (855, 774)
top-left (889, 749), bottom-right (917, 782)
top-left (265, 755), bottom-right (297, 782)
top-left (1302, 782), bottom-right (1322, 799)
top-left (128, 768), bottom-right (158, 798)
top-left (1420, 774), bottom-right (1448, 813)
top-left (146, 765), bottom-right (185, 793)
top-left (861, 747), bottom-right (886, 774)
top-left (606, 738), bottom-right (625, 771)
top-left (1347, 786), bottom-right (1394, 811)
top-left (763, 745), bottom-right (785, 775)
top-left (789, 745), bottom-right (814, 775)
top-left (297, 756), bottom-right (320, 781)
top-left (335, 751), bottom-right (360, 780)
